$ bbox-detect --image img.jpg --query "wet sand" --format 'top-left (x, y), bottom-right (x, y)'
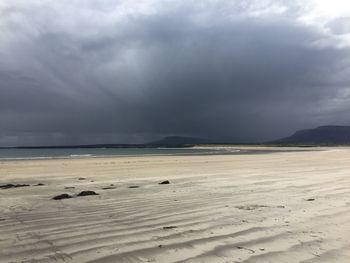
top-left (1, 147), bottom-right (350, 262)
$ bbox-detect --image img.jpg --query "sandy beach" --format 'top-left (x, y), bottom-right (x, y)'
top-left (1, 147), bottom-right (350, 262)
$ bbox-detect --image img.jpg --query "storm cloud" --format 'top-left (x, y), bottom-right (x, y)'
top-left (1, 0), bottom-right (350, 146)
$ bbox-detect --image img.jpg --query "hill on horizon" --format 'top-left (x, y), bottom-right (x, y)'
top-left (271, 125), bottom-right (350, 145)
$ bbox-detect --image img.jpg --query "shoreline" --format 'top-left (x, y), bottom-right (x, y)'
top-left (0, 145), bottom-right (324, 162)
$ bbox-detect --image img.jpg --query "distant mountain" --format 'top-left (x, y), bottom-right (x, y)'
top-left (271, 125), bottom-right (350, 145)
top-left (148, 136), bottom-right (213, 146)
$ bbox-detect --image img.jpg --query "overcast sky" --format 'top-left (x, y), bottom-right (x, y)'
top-left (1, 0), bottom-right (350, 146)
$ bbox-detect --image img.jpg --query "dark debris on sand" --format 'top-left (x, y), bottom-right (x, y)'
top-left (159, 180), bottom-right (170, 185)
top-left (52, 194), bottom-right (73, 200)
top-left (0, 184), bottom-right (30, 189)
top-left (102, 187), bottom-right (117, 190)
top-left (128, 186), bottom-right (140, 188)
top-left (163, 226), bottom-right (177, 230)
top-left (77, 190), bottom-right (99, 197)
top-left (305, 198), bottom-right (315, 201)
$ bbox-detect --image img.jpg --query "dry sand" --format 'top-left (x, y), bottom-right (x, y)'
top-left (1, 147), bottom-right (350, 262)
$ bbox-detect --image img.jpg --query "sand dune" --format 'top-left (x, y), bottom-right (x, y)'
top-left (1, 148), bottom-right (350, 262)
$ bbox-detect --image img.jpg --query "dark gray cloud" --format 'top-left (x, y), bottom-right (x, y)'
top-left (1, 0), bottom-right (350, 146)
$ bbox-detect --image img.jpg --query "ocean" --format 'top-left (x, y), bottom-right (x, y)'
top-left (0, 147), bottom-right (243, 160)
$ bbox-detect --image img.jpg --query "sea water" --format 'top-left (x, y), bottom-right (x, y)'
top-left (0, 147), bottom-right (243, 160)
